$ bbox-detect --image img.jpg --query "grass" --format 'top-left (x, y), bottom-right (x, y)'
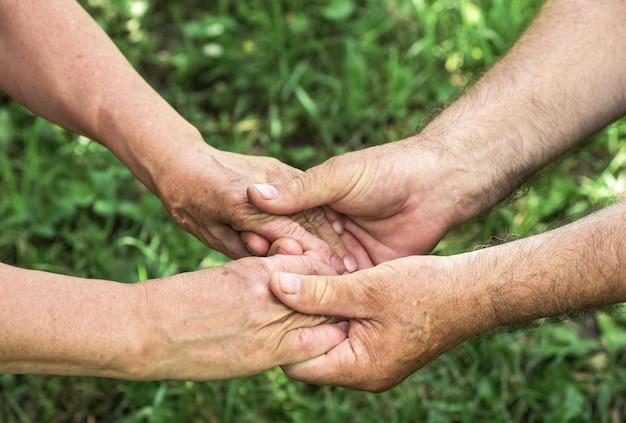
top-left (1, 0), bottom-right (626, 421)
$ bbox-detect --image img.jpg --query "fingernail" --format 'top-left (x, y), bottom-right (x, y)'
top-left (331, 221), bottom-right (343, 234)
top-left (253, 184), bottom-right (278, 200)
top-left (279, 273), bottom-right (302, 294)
top-left (337, 321), bottom-right (349, 333)
top-left (343, 256), bottom-right (358, 273)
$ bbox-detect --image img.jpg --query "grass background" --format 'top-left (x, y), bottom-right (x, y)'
top-left (1, 0), bottom-right (626, 421)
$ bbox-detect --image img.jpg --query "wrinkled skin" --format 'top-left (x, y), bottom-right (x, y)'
top-left (249, 138), bottom-right (475, 265)
top-left (156, 145), bottom-right (360, 272)
top-left (134, 255), bottom-right (349, 381)
top-left (269, 255), bottom-right (491, 392)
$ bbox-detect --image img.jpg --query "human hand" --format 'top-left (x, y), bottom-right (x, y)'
top-left (268, 255), bottom-right (493, 392)
top-left (129, 255), bottom-right (348, 381)
top-left (155, 144), bottom-right (359, 272)
top-left (248, 138), bottom-right (477, 264)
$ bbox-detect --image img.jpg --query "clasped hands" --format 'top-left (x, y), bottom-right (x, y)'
top-left (247, 140), bottom-right (481, 392)
top-left (158, 138), bottom-right (478, 392)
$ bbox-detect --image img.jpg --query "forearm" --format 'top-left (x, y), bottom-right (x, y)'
top-left (0, 0), bottom-right (210, 192)
top-left (0, 256), bottom-right (347, 381)
top-left (413, 0), bottom-right (626, 224)
top-left (0, 263), bottom-right (146, 378)
top-left (464, 199), bottom-right (626, 329)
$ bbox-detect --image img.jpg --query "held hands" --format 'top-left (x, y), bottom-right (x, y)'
top-left (154, 144), bottom-right (359, 273)
top-left (269, 255), bottom-right (493, 392)
top-left (150, 138), bottom-right (485, 387)
top-left (130, 255), bottom-right (348, 381)
top-left (249, 138), bottom-right (469, 264)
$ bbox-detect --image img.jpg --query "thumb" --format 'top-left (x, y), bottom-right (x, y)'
top-left (247, 161), bottom-right (349, 217)
top-left (269, 271), bottom-right (362, 318)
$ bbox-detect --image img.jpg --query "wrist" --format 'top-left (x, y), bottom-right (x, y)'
top-left (90, 80), bottom-right (209, 194)
top-left (442, 255), bottom-right (500, 338)
top-left (110, 281), bottom-right (166, 381)
top-left (103, 121), bottom-right (208, 194)
top-left (399, 131), bottom-right (499, 230)
top-left (400, 255), bottom-right (496, 340)
top-left (81, 281), bottom-right (156, 380)
top-left (411, 82), bottom-right (561, 226)
top-left (149, 140), bottom-right (221, 217)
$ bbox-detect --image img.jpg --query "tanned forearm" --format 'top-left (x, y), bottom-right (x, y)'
top-left (0, 0), bottom-right (209, 193)
top-left (0, 263), bottom-right (144, 378)
top-left (464, 199), bottom-right (626, 330)
top-left (416, 0), bottom-right (626, 225)
top-left (0, 256), bottom-right (347, 381)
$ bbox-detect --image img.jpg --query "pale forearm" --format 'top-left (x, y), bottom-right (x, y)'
top-left (414, 0), bottom-right (626, 224)
top-left (0, 256), bottom-right (346, 381)
top-left (0, 0), bottom-right (209, 192)
top-left (0, 263), bottom-right (143, 378)
top-left (466, 199), bottom-right (626, 329)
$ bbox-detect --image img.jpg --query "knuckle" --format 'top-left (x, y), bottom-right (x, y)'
top-left (248, 280), bottom-right (272, 307)
top-left (302, 207), bottom-right (328, 231)
top-left (229, 201), bottom-right (259, 230)
top-left (289, 215), bottom-right (316, 235)
top-left (292, 329), bottom-right (314, 356)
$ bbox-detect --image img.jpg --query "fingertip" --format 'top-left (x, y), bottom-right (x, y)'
top-left (241, 232), bottom-right (270, 256)
top-left (304, 250), bottom-right (343, 274)
top-left (330, 256), bottom-right (344, 274)
top-left (343, 255), bottom-right (358, 273)
top-left (323, 206), bottom-right (344, 234)
top-left (251, 183), bottom-right (278, 200)
top-left (339, 229), bottom-right (375, 270)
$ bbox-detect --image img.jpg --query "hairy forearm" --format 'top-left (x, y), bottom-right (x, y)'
top-left (0, 263), bottom-right (144, 378)
top-left (464, 199), bottom-right (626, 329)
top-left (0, 0), bottom-right (209, 192)
top-left (415, 0), bottom-right (626, 224)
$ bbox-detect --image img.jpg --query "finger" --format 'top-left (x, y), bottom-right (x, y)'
top-left (281, 338), bottom-right (355, 386)
top-left (323, 206), bottom-right (344, 234)
top-left (209, 226), bottom-right (252, 259)
top-left (283, 338), bottom-right (394, 392)
top-left (269, 271), bottom-right (362, 318)
top-left (265, 254), bottom-right (338, 277)
top-left (278, 322), bottom-right (349, 365)
top-left (226, 195), bottom-right (339, 266)
top-left (295, 208), bottom-right (357, 272)
top-left (338, 230), bottom-right (374, 270)
top-left (247, 158), bottom-right (352, 215)
top-left (172, 208), bottom-right (252, 259)
top-left (240, 231), bottom-right (270, 256)
top-left (247, 215), bottom-right (344, 272)
top-left (343, 218), bottom-right (401, 264)
top-left (268, 237), bottom-right (304, 256)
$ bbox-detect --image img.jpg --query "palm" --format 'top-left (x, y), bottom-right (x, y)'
top-left (308, 144), bottom-right (452, 263)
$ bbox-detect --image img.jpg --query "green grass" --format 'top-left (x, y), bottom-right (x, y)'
top-left (1, 0), bottom-right (626, 421)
